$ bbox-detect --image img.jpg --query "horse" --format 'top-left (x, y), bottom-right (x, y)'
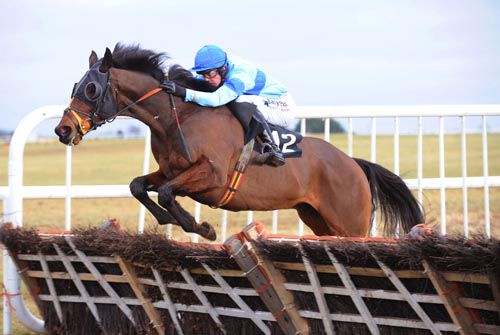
top-left (54, 44), bottom-right (423, 241)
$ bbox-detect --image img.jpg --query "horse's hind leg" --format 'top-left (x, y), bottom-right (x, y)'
top-left (295, 203), bottom-right (347, 236)
top-left (305, 158), bottom-right (372, 237)
top-left (129, 171), bottom-right (178, 225)
top-left (296, 198), bottom-right (371, 237)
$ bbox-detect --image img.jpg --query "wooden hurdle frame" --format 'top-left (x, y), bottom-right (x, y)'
top-left (2, 222), bottom-right (499, 334)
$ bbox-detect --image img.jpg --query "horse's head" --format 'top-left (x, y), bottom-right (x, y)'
top-left (55, 48), bottom-right (117, 145)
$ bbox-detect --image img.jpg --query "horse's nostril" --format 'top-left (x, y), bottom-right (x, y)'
top-left (55, 126), bottom-right (71, 138)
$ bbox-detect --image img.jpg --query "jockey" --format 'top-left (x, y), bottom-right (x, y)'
top-left (160, 44), bottom-right (296, 167)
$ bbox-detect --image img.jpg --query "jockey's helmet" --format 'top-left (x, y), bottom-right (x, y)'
top-left (192, 45), bottom-right (227, 72)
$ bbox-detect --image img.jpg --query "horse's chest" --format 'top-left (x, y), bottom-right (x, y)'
top-left (151, 142), bottom-right (184, 179)
top-left (158, 156), bottom-right (185, 180)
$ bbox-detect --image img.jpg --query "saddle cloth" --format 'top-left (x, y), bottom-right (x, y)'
top-left (255, 124), bottom-right (303, 158)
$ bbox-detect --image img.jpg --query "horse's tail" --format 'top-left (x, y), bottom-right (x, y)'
top-left (354, 158), bottom-right (424, 236)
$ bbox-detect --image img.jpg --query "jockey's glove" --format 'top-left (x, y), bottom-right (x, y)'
top-left (160, 80), bottom-right (186, 99)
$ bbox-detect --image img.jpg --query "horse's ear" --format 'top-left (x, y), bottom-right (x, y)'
top-left (89, 51), bottom-right (98, 68)
top-left (99, 48), bottom-right (113, 73)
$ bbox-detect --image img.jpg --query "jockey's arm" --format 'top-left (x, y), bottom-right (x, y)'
top-left (185, 74), bottom-right (252, 107)
top-left (184, 84), bottom-right (239, 107)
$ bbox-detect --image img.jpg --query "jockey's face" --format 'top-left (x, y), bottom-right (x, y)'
top-left (201, 69), bottom-right (222, 87)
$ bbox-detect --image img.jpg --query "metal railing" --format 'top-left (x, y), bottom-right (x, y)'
top-left (295, 105), bottom-right (499, 237)
top-left (1, 104), bottom-right (499, 333)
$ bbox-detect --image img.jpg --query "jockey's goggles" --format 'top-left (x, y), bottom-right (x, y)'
top-left (197, 68), bottom-right (219, 79)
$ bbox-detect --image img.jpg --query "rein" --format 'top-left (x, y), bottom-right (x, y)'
top-left (164, 69), bottom-right (193, 164)
top-left (167, 88), bottom-right (193, 164)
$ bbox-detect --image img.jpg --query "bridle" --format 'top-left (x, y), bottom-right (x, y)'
top-left (64, 66), bottom-right (191, 162)
top-left (65, 71), bottom-right (162, 137)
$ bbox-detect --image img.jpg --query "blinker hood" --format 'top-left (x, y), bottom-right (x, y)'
top-left (71, 61), bottom-right (117, 121)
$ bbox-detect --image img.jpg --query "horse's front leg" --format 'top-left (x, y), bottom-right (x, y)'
top-left (129, 170), bottom-right (178, 225)
top-left (157, 159), bottom-right (225, 241)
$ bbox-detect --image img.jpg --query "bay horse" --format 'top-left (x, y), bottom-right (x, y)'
top-left (54, 44), bottom-right (423, 240)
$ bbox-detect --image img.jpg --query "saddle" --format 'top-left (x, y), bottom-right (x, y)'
top-left (226, 101), bottom-right (303, 159)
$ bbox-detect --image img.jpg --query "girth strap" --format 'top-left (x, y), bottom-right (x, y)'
top-left (212, 139), bottom-right (255, 208)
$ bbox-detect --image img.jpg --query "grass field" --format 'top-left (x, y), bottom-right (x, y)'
top-left (1, 133), bottom-right (498, 235)
top-left (0, 133), bottom-right (499, 333)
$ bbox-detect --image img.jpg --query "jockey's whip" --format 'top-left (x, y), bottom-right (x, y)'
top-left (164, 68), bottom-right (193, 164)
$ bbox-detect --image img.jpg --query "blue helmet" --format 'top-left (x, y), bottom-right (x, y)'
top-left (191, 45), bottom-right (227, 72)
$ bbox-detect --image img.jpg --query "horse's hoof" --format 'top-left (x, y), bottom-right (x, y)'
top-left (408, 223), bottom-right (434, 239)
top-left (198, 222), bottom-right (217, 241)
top-left (99, 219), bottom-right (121, 231)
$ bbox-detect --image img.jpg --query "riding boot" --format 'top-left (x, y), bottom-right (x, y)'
top-left (256, 119), bottom-right (285, 167)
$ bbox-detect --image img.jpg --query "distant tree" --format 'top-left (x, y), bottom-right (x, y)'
top-left (0, 129), bottom-right (13, 141)
top-left (128, 125), bottom-right (142, 137)
top-left (116, 130), bottom-right (124, 138)
top-left (294, 118), bottom-right (345, 133)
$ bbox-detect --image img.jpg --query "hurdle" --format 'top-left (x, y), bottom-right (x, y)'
top-left (0, 222), bottom-right (498, 334)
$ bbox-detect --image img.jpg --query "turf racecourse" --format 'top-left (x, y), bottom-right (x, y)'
top-left (0, 133), bottom-right (499, 334)
top-left (1, 133), bottom-right (498, 236)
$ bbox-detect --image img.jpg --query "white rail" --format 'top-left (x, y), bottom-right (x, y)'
top-left (1, 104), bottom-right (500, 334)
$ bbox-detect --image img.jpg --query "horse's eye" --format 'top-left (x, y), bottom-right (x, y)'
top-left (84, 82), bottom-right (102, 100)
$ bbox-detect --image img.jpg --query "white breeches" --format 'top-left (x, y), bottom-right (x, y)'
top-left (235, 93), bottom-right (297, 130)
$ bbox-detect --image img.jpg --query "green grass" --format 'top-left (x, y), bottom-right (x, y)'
top-left (0, 134), bottom-right (499, 235)
top-left (3, 133), bottom-right (499, 185)
top-left (0, 134), bottom-right (499, 334)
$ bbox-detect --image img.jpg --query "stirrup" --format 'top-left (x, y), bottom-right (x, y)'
top-left (256, 143), bottom-right (285, 167)
top-left (267, 151), bottom-right (285, 167)
top-left (254, 151), bottom-right (285, 167)
top-left (260, 142), bottom-right (274, 154)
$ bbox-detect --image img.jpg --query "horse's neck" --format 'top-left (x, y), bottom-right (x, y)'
top-left (145, 98), bottom-right (198, 154)
top-left (115, 75), bottom-right (173, 138)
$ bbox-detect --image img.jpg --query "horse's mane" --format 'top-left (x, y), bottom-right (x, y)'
top-left (111, 43), bottom-right (215, 92)
top-left (111, 43), bottom-right (167, 81)
top-left (168, 65), bottom-right (216, 92)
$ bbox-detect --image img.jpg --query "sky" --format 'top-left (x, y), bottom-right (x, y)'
top-left (0, 0), bottom-right (499, 134)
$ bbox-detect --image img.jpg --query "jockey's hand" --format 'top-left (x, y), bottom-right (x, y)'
top-left (160, 80), bottom-right (186, 98)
